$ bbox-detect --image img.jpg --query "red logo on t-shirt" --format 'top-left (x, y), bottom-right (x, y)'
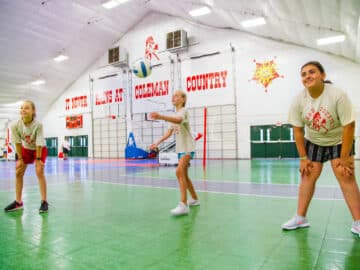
top-left (25, 135), bottom-right (30, 143)
top-left (306, 106), bottom-right (334, 133)
top-left (311, 111), bottom-right (328, 132)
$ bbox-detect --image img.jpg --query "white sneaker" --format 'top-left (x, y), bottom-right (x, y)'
top-left (187, 198), bottom-right (200, 206)
top-left (351, 220), bottom-right (360, 236)
top-left (170, 202), bottom-right (189, 216)
top-left (282, 215), bottom-right (310, 230)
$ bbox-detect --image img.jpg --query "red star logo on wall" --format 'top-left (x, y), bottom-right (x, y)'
top-left (250, 59), bottom-right (284, 92)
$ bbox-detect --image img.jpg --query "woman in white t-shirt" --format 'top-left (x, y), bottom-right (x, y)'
top-left (150, 90), bottom-right (199, 216)
top-left (282, 61), bottom-right (360, 237)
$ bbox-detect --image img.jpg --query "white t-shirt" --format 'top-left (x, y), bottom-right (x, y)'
top-left (169, 108), bottom-right (195, 153)
top-left (288, 84), bottom-right (355, 146)
top-left (11, 119), bottom-right (45, 150)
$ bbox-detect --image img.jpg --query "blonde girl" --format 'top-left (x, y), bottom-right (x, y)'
top-left (150, 90), bottom-right (199, 215)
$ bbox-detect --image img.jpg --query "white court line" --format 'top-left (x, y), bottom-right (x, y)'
top-left (0, 177), bottom-right (342, 201)
top-left (95, 170), bottom-right (339, 188)
top-left (91, 180), bottom-right (344, 201)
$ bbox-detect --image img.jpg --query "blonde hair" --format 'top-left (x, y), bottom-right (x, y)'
top-left (175, 90), bottom-right (187, 107)
top-left (22, 100), bottom-right (36, 119)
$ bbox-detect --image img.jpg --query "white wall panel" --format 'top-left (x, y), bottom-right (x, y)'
top-left (42, 12), bottom-right (360, 159)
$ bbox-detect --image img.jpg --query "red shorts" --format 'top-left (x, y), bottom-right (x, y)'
top-left (20, 147), bottom-right (48, 164)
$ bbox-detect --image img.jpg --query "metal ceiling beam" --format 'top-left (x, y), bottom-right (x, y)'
top-left (355, 16), bottom-right (360, 63)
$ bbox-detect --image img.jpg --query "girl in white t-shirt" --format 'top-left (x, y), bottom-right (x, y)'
top-left (150, 90), bottom-right (199, 216)
top-left (282, 61), bottom-right (360, 237)
top-left (4, 100), bottom-right (49, 213)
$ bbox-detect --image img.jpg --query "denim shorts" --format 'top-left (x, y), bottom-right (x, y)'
top-left (305, 140), bottom-right (355, 163)
top-left (178, 151), bottom-right (195, 160)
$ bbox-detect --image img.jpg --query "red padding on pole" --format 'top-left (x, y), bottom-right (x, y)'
top-left (203, 107), bottom-right (207, 168)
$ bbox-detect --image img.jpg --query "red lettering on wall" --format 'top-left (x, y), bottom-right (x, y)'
top-left (186, 70), bottom-right (228, 92)
top-left (65, 95), bottom-right (88, 110)
top-left (95, 89), bottom-right (124, 106)
top-left (65, 98), bottom-right (70, 110)
top-left (115, 88), bottom-right (124, 102)
top-left (134, 80), bottom-right (169, 99)
top-left (186, 77), bottom-right (191, 92)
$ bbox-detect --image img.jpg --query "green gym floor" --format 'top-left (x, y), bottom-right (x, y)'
top-left (0, 158), bottom-right (359, 270)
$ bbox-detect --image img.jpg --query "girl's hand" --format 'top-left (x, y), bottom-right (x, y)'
top-left (149, 143), bottom-right (158, 151)
top-left (299, 159), bottom-right (313, 177)
top-left (149, 112), bottom-right (161, 120)
top-left (336, 157), bottom-right (354, 177)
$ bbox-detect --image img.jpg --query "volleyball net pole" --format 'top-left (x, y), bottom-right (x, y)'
top-left (203, 107), bottom-right (207, 169)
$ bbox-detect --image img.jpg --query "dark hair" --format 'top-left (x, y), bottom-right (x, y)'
top-left (301, 61), bottom-right (332, 84)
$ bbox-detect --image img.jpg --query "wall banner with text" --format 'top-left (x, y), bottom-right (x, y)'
top-left (132, 63), bottom-right (173, 114)
top-left (181, 52), bottom-right (235, 108)
top-left (92, 74), bottom-right (125, 119)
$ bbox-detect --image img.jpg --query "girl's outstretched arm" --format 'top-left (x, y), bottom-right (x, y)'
top-left (150, 128), bottom-right (174, 150)
top-left (149, 112), bottom-right (182, 124)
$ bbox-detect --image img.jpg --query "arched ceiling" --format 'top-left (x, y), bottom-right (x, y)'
top-left (0, 0), bottom-right (359, 126)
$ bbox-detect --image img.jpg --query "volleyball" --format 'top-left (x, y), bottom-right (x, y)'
top-left (132, 58), bottom-right (152, 78)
